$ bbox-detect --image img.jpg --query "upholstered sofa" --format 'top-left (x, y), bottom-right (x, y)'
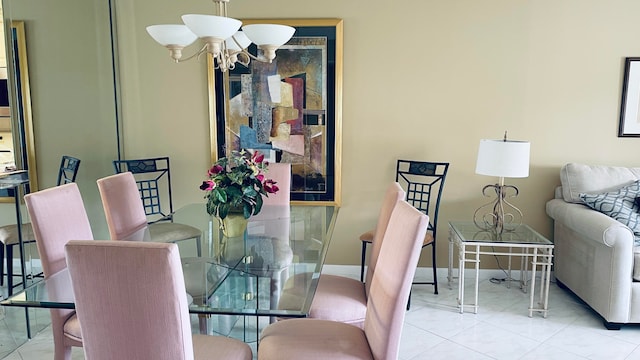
top-left (546, 163), bottom-right (640, 329)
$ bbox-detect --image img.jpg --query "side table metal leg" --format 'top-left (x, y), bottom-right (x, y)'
top-left (541, 248), bottom-right (553, 318)
top-left (448, 231), bottom-right (454, 288)
top-left (473, 244), bottom-right (479, 314)
top-left (458, 243), bottom-right (465, 314)
top-left (528, 247), bottom-right (538, 318)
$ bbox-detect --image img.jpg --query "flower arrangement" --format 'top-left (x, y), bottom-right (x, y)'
top-left (200, 149), bottom-right (279, 220)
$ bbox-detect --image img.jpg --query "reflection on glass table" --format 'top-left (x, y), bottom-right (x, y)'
top-left (1, 203), bottom-right (339, 342)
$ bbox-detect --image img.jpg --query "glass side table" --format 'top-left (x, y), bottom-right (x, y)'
top-left (447, 221), bottom-right (554, 318)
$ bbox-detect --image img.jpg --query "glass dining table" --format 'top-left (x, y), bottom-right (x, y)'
top-left (0, 203), bottom-right (339, 342)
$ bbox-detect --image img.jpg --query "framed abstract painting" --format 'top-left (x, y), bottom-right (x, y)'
top-left (208, 18), bottom-right (343, 205)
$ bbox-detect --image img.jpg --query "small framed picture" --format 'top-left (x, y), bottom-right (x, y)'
top-left (618, 57), bottom-right (640, 137)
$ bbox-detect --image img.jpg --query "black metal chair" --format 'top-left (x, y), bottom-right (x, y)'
top-left (112, 157), bottom-right (202, 256)
top-left (359, 160), bottom-right (449, 306)
top-left (0, 155), bottom-right (81, 289)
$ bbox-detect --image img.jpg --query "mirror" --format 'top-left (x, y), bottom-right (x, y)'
top-left (0, 17), bottom-right (37, 201)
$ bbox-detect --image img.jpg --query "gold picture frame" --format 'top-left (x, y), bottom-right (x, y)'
top-left (208, 18), bottom-right (343, 206)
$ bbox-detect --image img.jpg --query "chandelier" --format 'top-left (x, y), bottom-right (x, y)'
top-left (146, 0), bottom-right (295, 72)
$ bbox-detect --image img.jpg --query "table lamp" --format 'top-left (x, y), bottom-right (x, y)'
top-left (473, 132), bottom-right (530, 234)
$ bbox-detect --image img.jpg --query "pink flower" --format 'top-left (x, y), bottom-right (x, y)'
top-left (199, 180), bottom-right (216, 191)
top-left (263, 179), bottom-right (279, 194)
top-left (256, 174), bottom-right (265, 182)
top-left (252, 151), bottom-right (265, 164)
top-left (208, 164), bottom-right (223, 177)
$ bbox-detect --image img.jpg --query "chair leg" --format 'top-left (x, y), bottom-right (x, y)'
top-left (196, 236), bottom-right (202, 257)
top-left (7, 244), bottom-right (13, 295)
top-left (432, 241), bottom-right (438, 295)
top-left (360, 241), bottom-right (368, 282)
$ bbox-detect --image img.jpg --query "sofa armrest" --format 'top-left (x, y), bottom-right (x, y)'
top-left (546, 198), bottom-right (634, 248)
top-left (546, 198), bottom-right (635, 323)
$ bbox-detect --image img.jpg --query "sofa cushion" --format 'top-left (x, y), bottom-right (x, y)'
top-left (579, 180), bottom-right (640, 244)
top-left (561, 163), bottom-right (640, 203)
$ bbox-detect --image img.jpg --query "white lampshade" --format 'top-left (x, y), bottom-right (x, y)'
top-left (242, 24), bottom-right (295, 46)
top-left (146, 24), bottom-right (197, 46)
top-left (181, 14), bottom-right (242, 39)
top-left (226, 31), bottom-right (251, 51)
top-left (475, 139), bottom-right (530, 178)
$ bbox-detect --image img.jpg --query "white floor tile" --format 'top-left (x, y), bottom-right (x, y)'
top-left (2, 267), bottom-right (640, 360)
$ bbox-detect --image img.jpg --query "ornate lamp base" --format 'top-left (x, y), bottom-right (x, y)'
top-left (473, 182), bottom-right (523, 234)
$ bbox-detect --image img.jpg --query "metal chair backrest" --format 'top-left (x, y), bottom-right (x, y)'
top-left (57, 155), bottom-right (81, 185)
top-left (395, 160), bottom-right (449, 233)
top-left (112, 157), bottom-right (173, 220)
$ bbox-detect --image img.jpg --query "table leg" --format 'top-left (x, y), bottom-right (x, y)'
top-left (507, 246), bottom-right (512, 289)
top-left (528, 247), bottom-right (538, 317)
top-left (13, 188), bottom-right (31, 339)
top-left (540, 248), bottom-right (552, 318)
top-left (473, 244), bottom-right (479, 314)
top-left (448, 230), bottom-right (454, 288)
top-left (521, 247), bottom-right (529, 293)
top-left (457, 242), bottom-right (465, 314)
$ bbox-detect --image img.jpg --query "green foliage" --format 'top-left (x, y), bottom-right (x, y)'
top-left (200, 149), bottom-right (277, 220)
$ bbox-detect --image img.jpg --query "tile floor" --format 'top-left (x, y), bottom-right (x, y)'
top-left (2, 266), bottom-right (640, 359)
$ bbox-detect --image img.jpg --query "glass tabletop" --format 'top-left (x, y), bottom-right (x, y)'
top-left (449, 221), bottom-right (552, 246)
top-left (0, 170), bottom-right (29, 189)
top-left (1, 203), bottom-right (339, 318)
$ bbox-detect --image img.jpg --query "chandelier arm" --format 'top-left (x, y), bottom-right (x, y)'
top-left (175, 44), bottom-right (208, 63)
top-left (238, 50), bottom-right (270, 63)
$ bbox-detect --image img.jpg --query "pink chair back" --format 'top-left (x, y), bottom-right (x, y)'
top-left (97, 172), bottom-right (148, 239)
top-left (364, 182), bottom-right (405, 296)
top-left (24, 183), bottom-right (93, 360)
top-left (364, 200), bottom-right (428, 360)
top-left (262, 162), bottom-right (291, 206)
top-left (24, 183), bottom-right (94, 277)
top-left (65, 240), bottom-right (194, 360)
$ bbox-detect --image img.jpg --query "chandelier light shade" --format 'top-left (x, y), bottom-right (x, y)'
top-left (225, 31), bottom-right (251, 51)
top-left (146, 25), bottom-right (198, 47)
top-left (242, 24), bottom-right (296, 61)
top-left (181, 15), bottom-right (241, 39)
top-left (146, 0), bottom-right (295, 72)
top-left (473, 132), bottom-right (531, 234)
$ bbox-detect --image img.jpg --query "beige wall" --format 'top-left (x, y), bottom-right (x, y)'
top-left (115, 0), bottom-right (640, 267)
top-left (3, 0), bottom-right (640, 269)
top-left (0, 0), bottom-right (119, 239)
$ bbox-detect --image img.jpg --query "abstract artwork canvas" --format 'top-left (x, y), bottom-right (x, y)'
top-left (209, 19), bottom-right (343, 205)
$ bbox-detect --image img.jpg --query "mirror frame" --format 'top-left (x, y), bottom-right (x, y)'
top-left (0, 20), bottom-right (37, 202)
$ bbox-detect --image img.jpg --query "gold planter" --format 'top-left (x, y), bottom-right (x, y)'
top-left (220, 213), bottom-right (248, 238)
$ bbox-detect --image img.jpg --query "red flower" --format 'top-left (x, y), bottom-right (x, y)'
top-left (256, 174), bottom-right (265, 182)
top-left (263, 179), bottom-right (279, 194)
top-left (208, 164), bottom-right (223, 177)
top-left (200, 180), bottom-right (216, 191)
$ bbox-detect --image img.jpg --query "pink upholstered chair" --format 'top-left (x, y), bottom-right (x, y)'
top-left (97, 172), bottom-right (202, 254)
top-left (96, 172), bottom-right (147, 239)
top-left (277, 182), bottom-right (405, 328)
top-left (261, 162), bottom-right (291, 206)
top-left (65, 240), bottom-right (252, 360)
top-left (259, 200), bottom-right (428, 360)
top-left (24, 183), bottom-right (91, 360)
